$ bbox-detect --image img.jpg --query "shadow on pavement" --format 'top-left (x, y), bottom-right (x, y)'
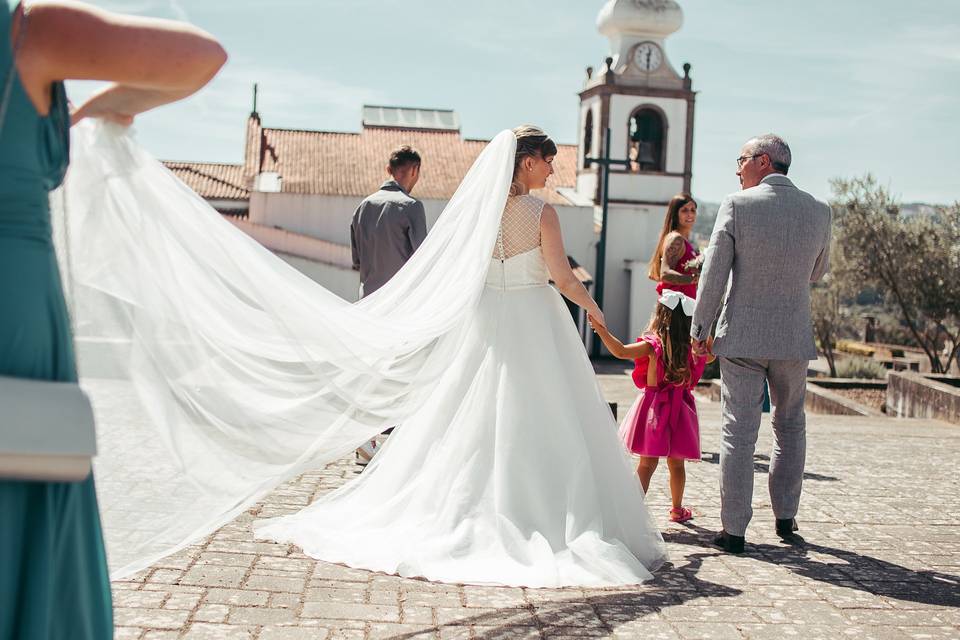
top-left (677, 521), bottom-right (959, 608)
top-left (700, 450), bottom-right (839, 482)
top-left (383, 548), bottom-right (741, 640)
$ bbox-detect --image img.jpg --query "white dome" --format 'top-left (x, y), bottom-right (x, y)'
top-left (597, 0), bottom-right (683, 40)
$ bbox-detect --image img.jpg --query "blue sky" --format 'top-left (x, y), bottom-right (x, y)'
top-left (72, 0), bottom-right (959, 204)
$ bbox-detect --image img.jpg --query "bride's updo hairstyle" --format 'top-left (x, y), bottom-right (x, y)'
top-left (510, 125), bottom-right (558, 196)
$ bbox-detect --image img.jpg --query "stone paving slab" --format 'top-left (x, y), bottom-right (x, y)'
top-left (109, 372), bottom-right (960, 639)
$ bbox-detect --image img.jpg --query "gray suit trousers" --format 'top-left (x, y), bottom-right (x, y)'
top-left (718, 357), bottom-right (808, 536)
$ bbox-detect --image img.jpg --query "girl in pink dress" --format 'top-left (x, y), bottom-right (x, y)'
top-left (590, 291), bottom-right (713, 523)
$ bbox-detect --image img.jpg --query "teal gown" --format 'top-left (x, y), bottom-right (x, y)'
top-left (0, 2), bottom-right (113, 638)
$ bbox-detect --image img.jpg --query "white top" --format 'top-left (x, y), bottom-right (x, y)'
top-left (486, 194), bottom-right (550, 290)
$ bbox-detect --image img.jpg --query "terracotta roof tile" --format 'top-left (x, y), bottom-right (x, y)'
top-left (254, 126), bottom-right (579, 206)
top-left (164, 161), bottom-right (248, 200)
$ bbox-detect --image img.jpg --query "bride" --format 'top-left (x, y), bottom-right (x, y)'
top-left (254, 126), bottom-right (667, 587)
top-left (64, 122), bottom-right (665, 587)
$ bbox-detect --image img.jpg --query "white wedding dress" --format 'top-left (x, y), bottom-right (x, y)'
top-left (255, 194), bottom-right (667, 587)
top-left (60, 122), bottom-right (665, 585)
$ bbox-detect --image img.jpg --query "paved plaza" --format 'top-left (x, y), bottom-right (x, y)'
top-left (108, 372), bottom-right (960, 640)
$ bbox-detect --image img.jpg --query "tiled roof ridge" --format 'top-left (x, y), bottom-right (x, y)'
top-left (164, 160), bottom-right (244, 168)
top-left (263, 128), bottom-right (575, 148)
top-left (263, 126), bottom-right (364, 135)
top-left (167, 165), bottom-right (249, 196)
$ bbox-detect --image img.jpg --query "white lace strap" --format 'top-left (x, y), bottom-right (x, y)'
top-left (532, 196), bottom-right (545, 230)
top-left (495, 221), bottom-right (505, 261)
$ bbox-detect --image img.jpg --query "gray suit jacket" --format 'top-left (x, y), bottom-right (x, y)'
top-left (350, 180), bottom-right (427, 297)
top-left (691, 174), bottom-right (832, 360)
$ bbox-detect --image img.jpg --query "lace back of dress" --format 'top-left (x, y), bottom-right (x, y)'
top-left (494, 195), bottom-right (545, 260)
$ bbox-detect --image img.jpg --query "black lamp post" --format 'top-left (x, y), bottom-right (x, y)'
top-left (584, 126), bottom-right (631, 357)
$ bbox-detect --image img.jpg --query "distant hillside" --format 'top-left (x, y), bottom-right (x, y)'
top-left (901, 202), bottom-right (947, 217)
top-left (691, 200), bottom-right (720, 246)
top-left (689, 199), bottom-right (947, 247)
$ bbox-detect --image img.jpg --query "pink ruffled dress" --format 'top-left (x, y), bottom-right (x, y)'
top-left (618, 335), bottom-right (707, 460)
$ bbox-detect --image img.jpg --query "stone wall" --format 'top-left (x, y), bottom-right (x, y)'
top-left (805, 383), bottom-right (884, 417)
top-left (886, 372), bottom-right (960, 425)
top-left (695, 378), bottom-right (885, 417)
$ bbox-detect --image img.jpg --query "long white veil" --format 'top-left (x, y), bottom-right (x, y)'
top-left (55, 120), bottom-right (515, 578)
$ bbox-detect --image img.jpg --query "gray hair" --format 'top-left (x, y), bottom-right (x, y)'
top-left (746, 134), bottom-right (791, 174)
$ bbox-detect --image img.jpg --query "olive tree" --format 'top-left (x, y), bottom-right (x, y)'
top-left (830, 176), bottom-right (959, 374)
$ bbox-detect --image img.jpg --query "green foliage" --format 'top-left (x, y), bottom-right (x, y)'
top-left (829, 176), bottom-right (960, 373)
top-left (811, 214), bottom-right (857, 377)
top-left (854, 287), bottom-right (883, 306)
top-left (873, 314), bottom-right (920, 349)
top-left (835, 356), bottom-right (886, 380)
top-left (691, 200), bottom-right (720, 244)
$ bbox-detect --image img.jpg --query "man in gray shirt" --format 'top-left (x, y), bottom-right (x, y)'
top-left (351, 146), bottom-right (427, 298)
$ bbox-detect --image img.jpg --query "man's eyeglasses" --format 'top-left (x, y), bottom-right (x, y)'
top-left (736, 154), bottom-right (763, 168)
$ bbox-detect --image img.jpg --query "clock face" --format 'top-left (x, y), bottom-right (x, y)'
top-left (633, 42), bottom-right (663, 73)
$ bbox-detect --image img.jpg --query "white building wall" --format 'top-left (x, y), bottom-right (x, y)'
top-left (577, 172), bottom-right (599, 201)
top-left (249, 192), bottom-right (447, 246)
top-left (247, 190), bottom-right (644, 335)
top-left (227, 217), bottom-right (352, 268)
top-left (602, 204), bottom-right (665, 341)
top-left (250, 192), bottom-right (597, 278)
top-left (608, 173), bottom-right (684, 203)
top-left (579, 97), bottom-right (601, 168)
top-left (555, 205), bottom-right (596, 274)
top-left (575, 96), bottom-right (602, 202)
top-left (276, 253), bottom-right (360, 302)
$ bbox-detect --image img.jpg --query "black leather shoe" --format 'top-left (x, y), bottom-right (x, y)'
top-left (776, 518), bottom-right (798, 536)
top-left (776, 518), bottom-right (804, 544)
top-left (712, 530), bottom-right (745, 554)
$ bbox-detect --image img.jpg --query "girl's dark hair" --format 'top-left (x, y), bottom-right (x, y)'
top-left (648, 301), bottom-right (693, 387)
top-left (648, 194), bottom-right (697, 281)
top-left (510, 125), bottom-right (557, 196)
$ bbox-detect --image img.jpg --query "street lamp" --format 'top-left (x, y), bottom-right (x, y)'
top-left (584, 126), bottom-right (631, 357)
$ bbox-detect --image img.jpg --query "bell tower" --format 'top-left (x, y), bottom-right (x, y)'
top-left (577, 0), bottom-right (697, 340)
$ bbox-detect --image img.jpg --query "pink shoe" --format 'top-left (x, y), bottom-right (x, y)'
top-left (669, 506), bottom-right (693, 523)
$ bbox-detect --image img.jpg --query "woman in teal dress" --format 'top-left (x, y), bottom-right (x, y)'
top-left (0, 2), bottom-right (225, 637)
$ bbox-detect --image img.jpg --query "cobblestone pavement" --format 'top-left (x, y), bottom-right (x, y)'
top-left (110, 372), bottom-right (960, 640)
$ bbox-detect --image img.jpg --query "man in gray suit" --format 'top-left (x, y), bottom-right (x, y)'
top-left (692, 134), bottom-right (831, 553)
top-left (351, 145), bottom-right (427, 298)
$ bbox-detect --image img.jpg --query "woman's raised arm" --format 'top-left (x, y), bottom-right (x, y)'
top-left (15, 1), bottom-right (226, 122)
